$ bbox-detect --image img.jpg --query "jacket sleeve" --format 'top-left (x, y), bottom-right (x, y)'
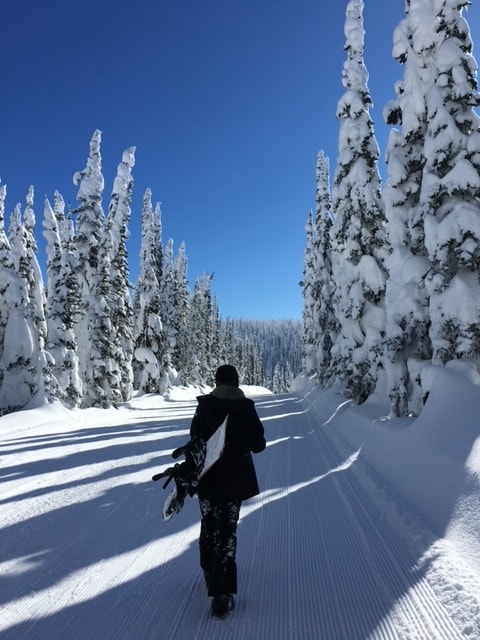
top-left (248, 403), bottom-right (266, 453)
top-left (190, 397), bottom-right (208, 439)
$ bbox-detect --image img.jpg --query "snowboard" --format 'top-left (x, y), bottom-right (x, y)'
top-left (152, 414), bottom-right (228, 521)
top-left (199, 414), bottom-right (228, 479)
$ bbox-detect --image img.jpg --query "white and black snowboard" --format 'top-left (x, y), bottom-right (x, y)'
top-left (199, 414), bottom-right (228, 479)
top-left (152, 415), bottom-right (228, 521)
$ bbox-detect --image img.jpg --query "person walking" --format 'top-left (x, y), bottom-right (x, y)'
top-left (189, 364), bottom-right (266, 620)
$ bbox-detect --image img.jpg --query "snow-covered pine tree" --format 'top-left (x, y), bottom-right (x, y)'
top-left (172, 241), bottom-right (190, 380)
top-left (313, 151), bottom-right (336, 385)
top-left (0, 204), bottom-right (37, 411)
top-left (43, 194), bottom-right (82, 407)
top-left (239, 336), bottom-right (262, 386)
top-left (0, 183), bottom-right (9, 391)
top-left (330, 0), bottom-right (387, 403)
top-left (23, 188), bottom-right (48, 355)
top-left (216, 319), bottom-right (243, 382)
top-left (283, 360), bottom-right (295, 392)
top-left (159, 237), bottom-right (178, 386)
top-left (301, 209), bottom-right (316, 375)
top-left (218, 317), bottom-right (238, 366)
top-left (0, 199), bottom-right (54, 411)
top-left (272, 362), bottom-right (285, 394)
top-left (184, 273), bottom-right (215, 386)
top-left (73, 129), bottom-right (117, 408)
top-left (153, 201), bottom-right (163, 288)
top-left (23, 189), bottom-right (59, 404)
top-left (105, 146), bottom-right (136, 401)
top-left (54, 191), bottom-right (82, 405)
top-left (422, 0), bottom-right (480, 373)
top-left (209, 294), bottom-right (222, 377)
top-left (95, 233), bottom-right (123, 406)
top-left (132, 188), bottom-right (165, 393)
top-left (301, 162), bottom-right (334, 381)
top-left (383, 0), bottom-right (437, 416)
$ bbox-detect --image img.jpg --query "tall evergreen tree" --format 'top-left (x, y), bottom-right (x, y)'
top-left (272, 362), bottom-right (286, 394)
top-left (73, 129), bottom-right (116, 407)
top-left (23, 189), bottom-right (58, 404)
top-left (153, 201), bottom-right (163, 288)
top-left (218, 317), bottom-right (237, 366)
top-left (0, 204), bottom-right (36, 410)
top-left (0, 183), bottom-right (9, 390)
top-left (312, 151), bottom-right (336, 384)
top-left (0, 198), bottom-right (55, 410)
top-left (159, 237), bottom-right (177, 385)
top-left (43, 194), bottom-right (82, 407)
top-left (54, 191), bottom-right (82, 405)
top-left (302, 153), bottom-right (334, 379)
top-left (172, 241), bottom-right (190, 380)
top-left (105, 146), bottom-right (136, 401)
top-left (132, 188), bottom-right (165, 393)
top-left (330, 0), bottom-right (387, 403)
top-left (422, 0), bottom-right (480, 371)
top-left (238, 336), bottom-right (262, 386)
top-left (383, 0), bottom-right (437, 415)
top-left (209, 294), bottom-right (222, 376)
top-left (185, 273), bottom-right (215, 386)
top-left (23, 188), bottom-right (48, 351)
top-left (301, 209), bottom-right (316, 374)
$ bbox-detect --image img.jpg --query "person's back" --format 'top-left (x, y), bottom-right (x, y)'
top-left (189, 364), bottom-right (266, 619)
top-left (191, 382), bottom-right (265, 503)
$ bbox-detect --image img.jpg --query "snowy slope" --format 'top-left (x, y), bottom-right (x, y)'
top-left (1, 374), bottom-right (480, 639)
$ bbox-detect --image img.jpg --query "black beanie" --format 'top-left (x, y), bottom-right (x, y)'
top-left (215, 364), bottom-right (239, 386)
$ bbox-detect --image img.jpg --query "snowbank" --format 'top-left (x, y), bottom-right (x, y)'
top-left (293, 367), bottom-right (480, 570)
top-left (164, 384), bottom-right (273, 401)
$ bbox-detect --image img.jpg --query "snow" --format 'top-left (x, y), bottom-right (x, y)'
top-left (2, 372), bottom-right (480, 638)
top-left (73, 129), bottom-right (104, 200)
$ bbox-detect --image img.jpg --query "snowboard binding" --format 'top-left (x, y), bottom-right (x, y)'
top-left (152, 436), bottom-right (207, 521)
top-left (152, 415), bottom-right (228, 522)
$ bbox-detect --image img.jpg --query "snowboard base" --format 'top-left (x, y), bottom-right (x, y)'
top-left (152, 415), bottom-right (229, 521)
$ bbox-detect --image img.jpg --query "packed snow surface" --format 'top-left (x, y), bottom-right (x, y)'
top-left (1, 371), bottom-right (480, 639)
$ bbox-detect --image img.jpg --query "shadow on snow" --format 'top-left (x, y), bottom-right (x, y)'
top-left (0, 391), bottom-right (473, 639)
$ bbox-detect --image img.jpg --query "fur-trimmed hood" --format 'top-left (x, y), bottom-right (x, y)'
top-left (210, 385), bottom-right (245, 402)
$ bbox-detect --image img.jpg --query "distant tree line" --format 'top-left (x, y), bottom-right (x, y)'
top-left (302, 0), bottom-right (480, 417)
top-left (222, 318), bottom-right (302, 393)
top-left (0, 132), bottom-right (299, 414)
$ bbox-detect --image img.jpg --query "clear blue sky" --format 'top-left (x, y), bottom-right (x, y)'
top-left (1, 1), bottom-right (479, 319)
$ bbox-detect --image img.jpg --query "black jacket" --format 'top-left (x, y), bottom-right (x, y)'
top-left (190, 386), bottom-right (266, 502)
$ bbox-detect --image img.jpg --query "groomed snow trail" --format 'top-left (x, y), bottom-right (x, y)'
top-left (0, 393), bottom-right (474, 639)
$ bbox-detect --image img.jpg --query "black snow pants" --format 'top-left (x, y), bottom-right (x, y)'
top-left (198, 497), bottom-right (241, 597)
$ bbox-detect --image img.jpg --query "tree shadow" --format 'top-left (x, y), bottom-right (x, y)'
top-left (1, 388), bottom-right (474, 639)
top-left (0, 401), bottom-right (198, 609)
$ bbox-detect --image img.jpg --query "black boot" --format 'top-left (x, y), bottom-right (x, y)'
top-left (211, 594), bottom-right (235, 620)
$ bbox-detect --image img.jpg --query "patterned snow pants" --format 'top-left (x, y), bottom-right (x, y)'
top-left (198, 498), bottom-right (241, 597)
